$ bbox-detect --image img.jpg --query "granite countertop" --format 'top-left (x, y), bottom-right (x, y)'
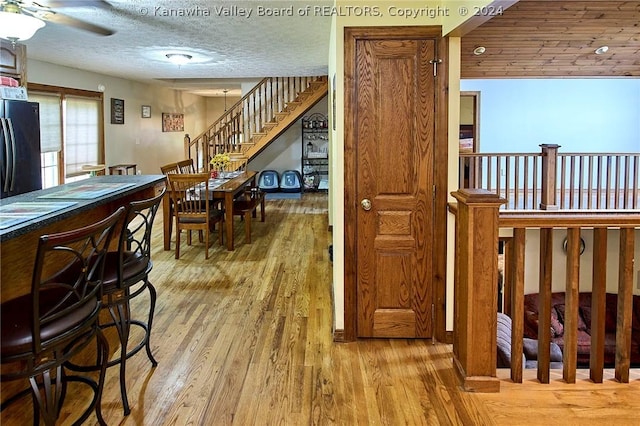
top-left (0, 175), bottom-right (165, 242)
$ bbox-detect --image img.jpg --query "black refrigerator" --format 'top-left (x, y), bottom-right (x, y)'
top-left (0, 99), bottom-right (42, 199)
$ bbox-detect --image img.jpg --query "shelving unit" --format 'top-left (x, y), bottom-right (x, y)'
top-left (301, 113), bottom-right (329, 192)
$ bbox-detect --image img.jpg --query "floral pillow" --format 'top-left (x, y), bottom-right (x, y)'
top-left (554, 303), bottom-right (588, 332)
top-left (550, 308), bottom-right (564, 337)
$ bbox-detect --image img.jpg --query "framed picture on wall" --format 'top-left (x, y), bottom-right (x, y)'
top-left (110, 98), bottom-right (124, 124)
top-left (162, 113), bottom-right (184, 132)
top-left (141, 105), bottom-right (151, 118)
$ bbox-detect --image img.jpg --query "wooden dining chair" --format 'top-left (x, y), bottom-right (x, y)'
top-left (225, 153), bottom-right (248, 173)
top-left (232, 187), bottom-right (263, 244)
top-left (176, 158), bottom-right (195, 174)
top-left (167, 173), bottom-right (224, 259)
top-left (160, 162), bottom-right (179, 175)
top-left (160, 162), bottom-right (180, 248)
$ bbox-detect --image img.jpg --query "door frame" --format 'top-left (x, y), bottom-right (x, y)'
top-left (343, 26), bottom-right (449, 342)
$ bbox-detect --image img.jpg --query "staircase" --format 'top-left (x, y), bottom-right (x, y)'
top-left (184, 76), bottom-right (328, 171)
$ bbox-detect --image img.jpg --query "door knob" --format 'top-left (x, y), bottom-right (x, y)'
top-left (361, 198), bottom-right (372, 211)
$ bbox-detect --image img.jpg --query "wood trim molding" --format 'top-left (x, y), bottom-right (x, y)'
top-left (434, 35), bottom-right (449, 343)
top-left (28, 83), bottom-right (103, 99)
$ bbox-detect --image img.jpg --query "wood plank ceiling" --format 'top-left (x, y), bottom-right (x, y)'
top-left (460, 0), bottom-right (640, 77)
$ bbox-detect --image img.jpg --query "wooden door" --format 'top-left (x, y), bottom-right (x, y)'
top-left (349, 29), bottom-right (439, 338)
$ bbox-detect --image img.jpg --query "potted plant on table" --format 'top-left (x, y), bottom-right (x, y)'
top-left (210, 153), bottom-right (230, 178)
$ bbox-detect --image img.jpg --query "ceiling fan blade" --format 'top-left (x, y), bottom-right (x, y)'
top-left (34, 0), bottom-right (112, 9)
top-left (40, 11), bottom-right (114, 36)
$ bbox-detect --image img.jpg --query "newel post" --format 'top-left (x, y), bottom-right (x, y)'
top-left (183, 134), bottom-right (190, 161)
top-left (540, 144), bottom-right (560, 210)
top-left (451, 189), bottom-right (506, 392)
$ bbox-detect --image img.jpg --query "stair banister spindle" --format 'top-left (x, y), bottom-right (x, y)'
top-left (615, 227), bottom-right (635, 383)
top-left (588, 156), bottom-right (594, 209)
top-left (632, 154), bottom-right (638, 209)
top-left (605, 155), bottom-right (613, 209)
top-left (590, 227), bottom-right (608, 383)
top-left (578, 156), bottom-right (585, 209)
top-left (614, 155), bottom-right (622, 209)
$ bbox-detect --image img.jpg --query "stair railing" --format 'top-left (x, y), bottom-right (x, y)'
top-left (459, 145), bottom-right (640, 210)
top-left (184, 76), bottom-right (323, 172)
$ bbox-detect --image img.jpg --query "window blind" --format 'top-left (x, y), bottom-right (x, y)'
top-left (29, 93), bottom-right (62, 153)
top-left (65, 96), bottom-right (100, 177)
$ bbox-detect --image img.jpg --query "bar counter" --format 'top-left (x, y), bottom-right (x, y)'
top-left (0, 175), bottom-right (166, 302)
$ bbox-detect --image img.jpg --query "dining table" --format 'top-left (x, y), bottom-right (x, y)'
top-left (162, 170), bottom-right (258, 252)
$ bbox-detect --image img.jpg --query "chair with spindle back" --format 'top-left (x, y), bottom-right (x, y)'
top-left (168, 173), bottom-right (224, 259)
top-left (225, 153), bottom-right (248, 174)
top-left (160, 162), bottom-right (181, 248)
top-left (176, 158), bottom-right (195, 174)
top-left (0, 207), bottom-right (125, 426)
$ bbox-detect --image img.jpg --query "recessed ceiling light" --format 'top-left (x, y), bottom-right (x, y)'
top-left (166, 53), bottom-right (193, 65)
top-left (594, 46), bottom-right (609, 55)
top-left (473, 46), bottom-right (486, 56)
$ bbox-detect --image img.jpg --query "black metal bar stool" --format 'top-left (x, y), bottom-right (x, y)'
top-left (97, 188), bottom-right (165, 415)
top-left (0, 207), bottom-right (125, 426)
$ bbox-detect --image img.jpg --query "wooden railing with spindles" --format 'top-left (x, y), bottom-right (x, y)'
top-left (460, 145), bottom-right (640, 210)
top-left (449, 191), bottom-right (640, 392)
top-left (184, 76), bottom-right (324, 172)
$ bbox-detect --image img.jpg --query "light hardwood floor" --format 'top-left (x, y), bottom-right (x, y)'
top-left (2, 193), bottom-right (639, 425)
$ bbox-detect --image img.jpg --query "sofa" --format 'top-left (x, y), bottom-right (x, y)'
top-left (523, 292), bottom-right (640, 366)
top-left (497, 312), bottom-right (564, 369)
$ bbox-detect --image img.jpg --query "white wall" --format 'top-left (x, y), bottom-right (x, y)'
top-left (249, 96), bottom-right (329, 174)
top-left (205, 96), bottom-right (241, 124)
top-left (518, 228), bottom-right (640, 296)
top-left (28, 59), bottom-right (207, 176)
top-left (460, 79), bottom-right (640, 153)
top-left (27, 59), bottom-right (313, 177)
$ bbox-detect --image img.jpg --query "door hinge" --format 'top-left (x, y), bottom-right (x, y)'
top-left (429, 59), bottom-right (442, 77)
top-left (432, 184), bottom-right (436, 201)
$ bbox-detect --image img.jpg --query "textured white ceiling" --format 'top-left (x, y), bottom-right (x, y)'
top-left (18, 0), bottom-right (333, 95)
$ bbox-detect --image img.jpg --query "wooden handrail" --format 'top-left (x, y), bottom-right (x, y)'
top-left (460, 147), bottom-right (640, 211)
top-left (184, 76), bottom-right (325, 172)
top-left (450, 196), bottom-right (640, 391)
top-left (499, 210), bottom-right (640, 228)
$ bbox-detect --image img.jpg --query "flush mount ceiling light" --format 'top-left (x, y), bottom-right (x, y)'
top-left (166, 53), bottom-right (193, 65)
top-left (473, 46), bottom-right (486, 56)
top-left (594, 45), bottom-right (609, 55)
top-left (0, 3), bottom-right (45, 44)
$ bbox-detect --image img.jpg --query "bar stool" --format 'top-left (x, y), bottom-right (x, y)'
top-left (92, 189), bottom-right (165, 415)
top-left (0, 207), bottom-right (125, 426)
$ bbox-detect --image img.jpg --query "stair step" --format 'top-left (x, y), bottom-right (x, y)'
top-left (191, 75), bottom-right (328, 167)
top-left (285, 102), bottom-right (301, 112)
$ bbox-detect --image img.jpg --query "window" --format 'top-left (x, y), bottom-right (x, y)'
top-left (29, 92), bottom-right (62, 188)
top-left (28, 84), bottom-right (104, 187)
top-left (65, 96), bottom-right (101, 177)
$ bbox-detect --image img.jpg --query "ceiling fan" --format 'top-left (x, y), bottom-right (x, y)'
top-left (0, 0), bottom-right (115, 44)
